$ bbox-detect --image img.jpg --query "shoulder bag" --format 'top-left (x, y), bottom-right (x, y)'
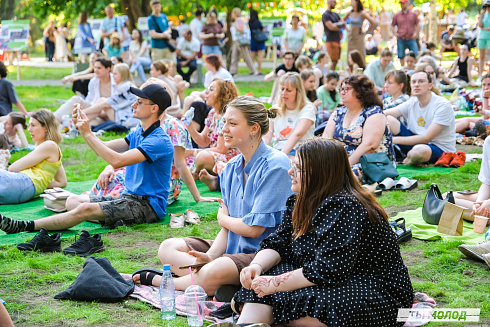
top-left (252, 29), bottom-right (268, 43)
top-left (359, 152), bottom-right (399, 185)
top-left (422, 183), bottom-right (455, 225)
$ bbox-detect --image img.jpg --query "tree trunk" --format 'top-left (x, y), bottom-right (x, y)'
top-left (428, 0), bottom-right (437, 43)
top-left (0, 0), bottom-right (16, 20)
top-left (122, 0), bottom-right (150, 30)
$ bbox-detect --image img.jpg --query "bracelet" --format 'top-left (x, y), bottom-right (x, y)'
top-left (250, 262), bottom-right (264, 272)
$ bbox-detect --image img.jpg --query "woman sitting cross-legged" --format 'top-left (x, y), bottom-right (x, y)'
top-left (322, 74), bottom-right (395, 179)
top-left (88, 78), bottom-right (219, 206)
top-left (132, 96), bottom-right (293, 298)
top-left (0, 109), bottom-right (66, 204)
top-left (234, 138), bottom-right (414, 327)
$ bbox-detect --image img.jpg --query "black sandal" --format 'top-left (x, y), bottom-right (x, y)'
top-left (390, 218), bottom-right (412, 243)
top-left (132, 268), bottom-right (163, 286)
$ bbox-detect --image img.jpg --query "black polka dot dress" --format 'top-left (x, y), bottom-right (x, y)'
top-left (235, 193), bottom-right (414, 327)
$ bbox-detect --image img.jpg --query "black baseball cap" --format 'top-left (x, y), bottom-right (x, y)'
top-left (130, 84), bottom-right (171, 112)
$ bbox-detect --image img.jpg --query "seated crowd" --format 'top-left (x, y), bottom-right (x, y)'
top-left (1, 9), bottom-right (490, 324)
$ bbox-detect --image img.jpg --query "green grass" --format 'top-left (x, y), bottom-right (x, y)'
top-left (7, 66), bottom-right (73, 80)
top-left (2, 85), bottom-right (490, 326)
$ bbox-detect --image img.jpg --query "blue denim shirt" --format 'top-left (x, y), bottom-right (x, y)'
top-left (220, 140), bottom-right (293, 255)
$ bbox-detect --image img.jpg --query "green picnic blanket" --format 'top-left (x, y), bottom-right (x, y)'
top-left (0, 180), bottom-right (221, 246)
top-left (396, 165), bottom-right (455, 179)
top-left (391, 207), bottom-right (487, 245)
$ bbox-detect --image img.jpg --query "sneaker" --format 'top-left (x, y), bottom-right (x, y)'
top-left (434, 152), bottom-right (454, 168)
top-left (458, 241), bottom-right (490, 261)
top-left (449, 151), bottom-right (466, 168)
top-left (63, 230), bottom-right (105, 257)
top-left (16, 228), bottom-right (62, 252)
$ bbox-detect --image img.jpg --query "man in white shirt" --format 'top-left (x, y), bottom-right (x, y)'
top-left (176, 29), bottom-right (200, 83)
top-left (54, 58), bottom-right (116, 122)
top-left (385, 71), bottom-right (456, 165)
top-left (189, 10), bottom-right (203, 44)
top-left (456, 8), bottom-right (468, 28)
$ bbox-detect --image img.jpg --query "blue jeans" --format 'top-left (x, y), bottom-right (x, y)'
top-left (0, 171), bottom-right (36, 204)
top-left (130, 56), bottom-right (152, 82)
top-left (397, 38), bottom-right (418, 59)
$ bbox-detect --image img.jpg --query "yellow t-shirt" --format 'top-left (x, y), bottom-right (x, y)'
top-left (20, 152), bottom-right (62, 195)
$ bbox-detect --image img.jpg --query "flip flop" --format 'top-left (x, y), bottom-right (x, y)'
top-left (376, 177), bottom-right (395, 191)
top-left (131, 268), bottom-right (163, 286)
top-left (395, 177), bottom-right (418, 191)
top-left (169, 213), bottom-right (185, 228)
top-left (184, 209), bottom-right (201, 225)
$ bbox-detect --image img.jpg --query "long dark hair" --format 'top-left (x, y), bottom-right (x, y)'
top-left (352, 0), bottom-right (364, 12)
top-left (348, 49), bottom-right (366, 71)
top-left (342, 74), bottom-right (383, 109)
top-left (292, 138), bottom-right (388, 239)
top-left (249, 8), bottom-right (259, 22)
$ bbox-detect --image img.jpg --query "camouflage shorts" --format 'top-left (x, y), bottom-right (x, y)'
top-left (89, 194), bottom-right (159, 228)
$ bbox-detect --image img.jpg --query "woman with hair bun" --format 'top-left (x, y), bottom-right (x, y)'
top-left (133, 96), bottom-right (293, 301)
top-left (323, 74), bottom-right (395, 178)
top-left (383, 70), bottom-right (411, 110)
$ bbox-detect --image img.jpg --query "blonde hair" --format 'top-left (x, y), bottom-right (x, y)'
top-left (152, 60), bottom-right (169, 75)
top-left (207, 12), bottom-right (217, 24)
top-left (295, 55), bottom-right (313, 71)
top-left (273, 72), bottom-right (310, 116)
top-left (232, 7), bottom-right (241, 17)
top-left (209, 78), bottom-right (239, 115)
top-left (114, 63), bottom-right (133, 84)
top-left (31, 109), bottom-right (62, 144)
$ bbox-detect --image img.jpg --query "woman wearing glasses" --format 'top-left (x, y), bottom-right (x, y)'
top-left (322, 74), bottom-right (395, 178)
top-left (234, 138), bottom-right (413, 326)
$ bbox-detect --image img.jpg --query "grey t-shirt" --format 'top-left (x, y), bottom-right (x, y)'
top-left (0, 78), bottom-right (19, 116)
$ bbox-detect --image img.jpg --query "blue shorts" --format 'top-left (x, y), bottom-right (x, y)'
top-left (202, 45), bottom-right (222, 55)
top-left (0, 171), bottom-right (36, 204)
top-left (396, 38), bottom-right (418, 59)
top-left (250, 38), bottom-right (266, 52)
top-left (395, 123), bottom-right (444, 164)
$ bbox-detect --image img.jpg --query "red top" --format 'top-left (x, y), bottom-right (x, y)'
top-left (201, 23), bottom-right (223, 46)
top-left (392, 10), bottom-right (419, 41)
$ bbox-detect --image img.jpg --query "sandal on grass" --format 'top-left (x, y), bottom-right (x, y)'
top-left (390, 218), bottom-right (412, 243)
top-left (394, 177), bottom-right (418, 191)
top-left (184, 209), bottom-right (201, 225)
top-left (169, 213), bottom-right (185, 228)
top-left (376, 177), bottom-right (395, 191)
top-left (131, 268), bottom-right (163, 286)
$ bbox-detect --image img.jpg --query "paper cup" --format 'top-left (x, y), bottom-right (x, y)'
top-left (473, 215), bottom-right (489, 234)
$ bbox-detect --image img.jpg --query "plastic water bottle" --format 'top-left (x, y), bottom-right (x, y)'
top-left (182, 107), bottom-right (195, 126)
top-left (159, 264), bottom-right (176, 320)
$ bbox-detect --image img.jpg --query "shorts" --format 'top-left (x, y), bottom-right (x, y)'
top-left (89, 193), bottom-right (159, 228)
top-left (183, 236), bottom-right (256, 273)
top-left (394, 122), bottom-right (445, 163)
top-left (326, 41), bottom-right (341, 61)
top-left (478, 38), bottom-right (490, 50)
top-left (202, 45), bottom-right (222, 55)
top-left (151, 47), bottom-right (176, 62)
top-left (0, 171), bottom-right (36, 204)
top-left (250, 38), bottom-right (266, 52)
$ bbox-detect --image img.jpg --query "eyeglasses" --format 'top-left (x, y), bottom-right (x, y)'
top-left (340, 86), bottom-right (353, 93)
top-left (291, 162), bottom-right (302, 177)
top-left (134, 99), bottom-right (155, 106)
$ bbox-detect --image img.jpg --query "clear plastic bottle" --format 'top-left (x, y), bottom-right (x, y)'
top-left (182, 106), bottom-right (195, 126)
top-left (159, 264), bottom-right (176, 320)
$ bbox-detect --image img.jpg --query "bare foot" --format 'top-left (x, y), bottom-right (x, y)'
top-left (132, 272), bottom-right (162, 287)
top-left (199, 169), bottom-right (219, 191)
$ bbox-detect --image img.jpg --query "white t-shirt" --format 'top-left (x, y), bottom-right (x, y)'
top-left (479, 137), bottom-right (490, 185)
top-left (396, 92), bottom-right (456, 153)
top-left (283, 27), bottom-right (307, 53)
top-left (204, 67), bottom-right (234, 88)
top-left (272, 103), bottom-right (316, 151)
top-left (456, 12), bottom-right (468, 27)
top-left (177, 37), bottom-right (200, 58)
top-left (189, 18), bottom-right (203, 42)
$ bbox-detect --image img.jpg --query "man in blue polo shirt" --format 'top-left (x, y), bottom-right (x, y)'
top-left (148, 0), bottom-right (174, 62)
top-left (0, 84), bottom-right (174, 234)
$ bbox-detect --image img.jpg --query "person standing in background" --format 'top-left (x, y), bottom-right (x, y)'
top-left (190, 10), bottom-right (203, 44)
top-left (100, 5), bottom-right (121, 48)
top-left (391, 0), bottom-right (419, 66)
top-left (148, 0), bottom-right (174, 62)
top-left (322, 0), bottom-right (346, 70)
top-left (43, 21), bottom-right (56, 62)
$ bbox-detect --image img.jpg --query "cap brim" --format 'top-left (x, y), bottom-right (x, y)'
top-left (130, 86), bottom-right (149, 99)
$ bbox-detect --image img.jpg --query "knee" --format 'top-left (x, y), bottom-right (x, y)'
top-left (73, 202), bottom-right (99, 218)
top-left (407, 145), bottom-right (430, 162)
top-left (158, 238), bottom-right (184, 262)
top-left (65, 195), bottom-right (87, 211)
top-left (195, 151), bottom-right (215, 170)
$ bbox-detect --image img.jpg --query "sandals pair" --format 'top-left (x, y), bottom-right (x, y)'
top-left (169, 209), bottom-right (201, 229)
top-left (377, 177), bottom-right (418, 191)
top-left (131, 268), bottom-right (163, 286)
top-left (390, 218), bottom-right (412, 243)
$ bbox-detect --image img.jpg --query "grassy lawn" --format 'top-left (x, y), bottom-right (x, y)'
top-left (7, 66), bottom-right (73, 81)
top-left (1, 86), bottom-right (489, 326)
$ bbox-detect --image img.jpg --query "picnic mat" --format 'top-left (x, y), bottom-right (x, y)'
top-left (396, 165), bottom-right (455, 179)
top-left (121, 274), bottom-right (233, 324)
top-left (0, 180), bottom-right (221, 246)
top-left (391, 208), bottom-right (486, 244)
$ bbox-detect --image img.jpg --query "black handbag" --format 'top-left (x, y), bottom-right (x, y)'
top-left (252, 29), bottom-right (268, 43)
top-left (359, 152), bottom-right (399, 185)
top-left (422, 183), bottom-right (455, 225)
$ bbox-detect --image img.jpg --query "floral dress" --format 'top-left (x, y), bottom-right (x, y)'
top-left (205, 109), bottom-right (241, 175)
top-left (331, 105), bottom-right (395, 178)
top-left (88, 115), bottom-right (192, 205)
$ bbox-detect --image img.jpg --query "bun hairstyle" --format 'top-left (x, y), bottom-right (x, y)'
top-left (226, 96), bottom-right (274, 137)
top-left (384, 69), bottom-right (411, 95)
